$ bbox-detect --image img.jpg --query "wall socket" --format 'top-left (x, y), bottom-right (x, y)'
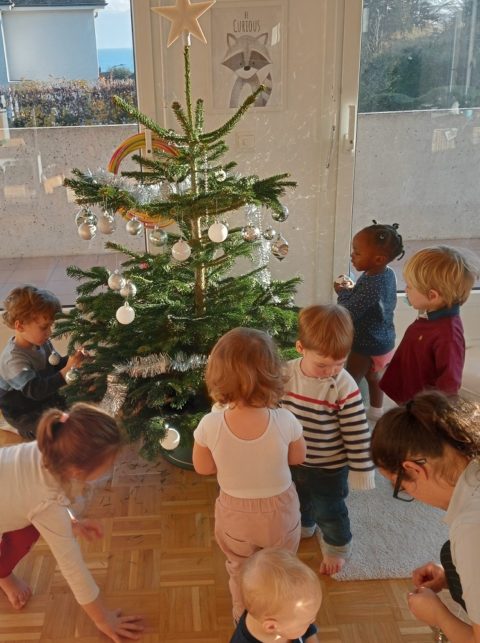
top-left (236, 132), bottom-right (256, 151)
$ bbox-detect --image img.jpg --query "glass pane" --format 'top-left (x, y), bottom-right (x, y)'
top-left (0, 0), bottom-right (139, 306)
top-left (353, 0), bottom-right (480, 289)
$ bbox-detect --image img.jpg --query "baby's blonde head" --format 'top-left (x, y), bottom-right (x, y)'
top-left (240, 548), bottom-right (322, 621)
top-left (403, 246), bottom-right (479, 307)
top-left (205, 327), bottom-right (286, 408)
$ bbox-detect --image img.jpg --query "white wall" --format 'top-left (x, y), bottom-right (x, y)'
top-left (4, 10), bottom-right (99, 82)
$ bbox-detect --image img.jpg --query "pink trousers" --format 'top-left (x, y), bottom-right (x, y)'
top-left (0, 526), bottom-right (40, 578)
top-left (214, 483), bottom-right (301, 620)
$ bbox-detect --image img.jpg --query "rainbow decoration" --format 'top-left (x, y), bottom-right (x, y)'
top-left (108, 132), bottom-right (178, 228)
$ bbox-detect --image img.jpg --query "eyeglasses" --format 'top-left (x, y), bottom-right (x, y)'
top-left (392, 458), bottom-right (427, 502)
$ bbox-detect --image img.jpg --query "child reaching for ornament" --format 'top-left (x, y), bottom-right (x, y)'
top-left (193, 327), bottom-right (306, 622)
top-left (0, 403), bottom-right (144, 642)
top-left (0, 285), bottom-right (85, 439)
top-left (335, 221), bottom-right (405, 422)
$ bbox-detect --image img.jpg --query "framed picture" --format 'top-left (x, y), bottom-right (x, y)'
top-left (209, 0), bottom-right (287, 111)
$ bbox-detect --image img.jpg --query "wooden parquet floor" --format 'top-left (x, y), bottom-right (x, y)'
top-left (0, 431), bottom-right (442, 643)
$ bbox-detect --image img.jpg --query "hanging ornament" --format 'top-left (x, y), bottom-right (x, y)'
top-left (119, 280), bottom-right (137, 298)
top-left (116, 302), bottom-right (136, 325)
top-left (97, 210), bottom-right (116, 235)
top-left (148, 226), bottom-right (168, 247)
top-left (271, 205), bottom-right (289, 223)
top-left (48, 351), bottom-right (61, 366)
top-left (78, 222), bottom-right (97, 240)
top-left (171, 239), bottom-right (192, 261)
top-left (108, 270), bottom-right (126, 291)
top-left (263, 227), bottom-right (276, 241)
top-left (126, 217), bottom-right (144, 236)
top-left (65, 367), bottom-right (80, 384)
top-left (75, 207), bottom-right (97, 227)
top-left (242, 225), bottom-right (261, 242)
top-left (271, 234), bottom-right (289, 261)
top-left (151, 0), bottom-right (216, 47)
top-left (159, 427), bottom-right (181, 450)
top-left (208, 221), bottom-right (228, 243)
top-left (215, 169), bottom-right (227, 182)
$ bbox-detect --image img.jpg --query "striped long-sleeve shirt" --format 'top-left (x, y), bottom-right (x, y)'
top-left (282, 358), bottom-right (375, 490)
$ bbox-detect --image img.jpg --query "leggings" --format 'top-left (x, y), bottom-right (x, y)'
top-left (0, 526), bottom-right (40, 578)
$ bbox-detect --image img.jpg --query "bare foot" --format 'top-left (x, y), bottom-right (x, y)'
top-left (319, 554), bottom-right (346, 575)
top-left (0, 573), bottom-right (32, 609)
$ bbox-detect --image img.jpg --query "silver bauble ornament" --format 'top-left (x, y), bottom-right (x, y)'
top-left (271, 234), bottom-right (289, 261)
top-left (171, 239), bottom-right (192, 261)
top-left (215, 169), bottom-right (227, 182)
top-left (208, 222), bottom-right (228, 243)
top-left (108, 270), bottom-right (126, 291)
top-left (78, 221), bottom-right (97, 240)
top-left (263, 227), bottom-right (276, 241)
top-left (97, 211), bottom-right (116, 235)
top-left (126, 217), bottom-right (144, 236)
top-left (148, 227), bottom-right (168, 247)
top-left (65, 367), bottom-right (80, 383)
top-left (159, 427), bottom-right (181, 450)
top-left (75, 207), bottom-right (97, 227)
top-left (119, 280), bottom-right (137, 298)
top-left (116, 302), bottom-right (135, 325)
top-left (271, 205), bottom-right (289, 223)
top-left (241, 225), bottom-right (261, 242)
top-left (48, 351), bottom-right (61, 366)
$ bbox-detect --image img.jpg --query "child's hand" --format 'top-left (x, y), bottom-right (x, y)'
top-left (95, 609), bottom-right (144, 642)
top-left (334, 275), bottom-right (355, 293)
top-left (72, 518), bottom-right (104, 542)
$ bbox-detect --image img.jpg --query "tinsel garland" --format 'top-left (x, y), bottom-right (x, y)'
top-left (113, 352), bottom-right (207, 378)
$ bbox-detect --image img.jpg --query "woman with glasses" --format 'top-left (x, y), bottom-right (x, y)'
top-left (371, 390), bottom-right (480, 643)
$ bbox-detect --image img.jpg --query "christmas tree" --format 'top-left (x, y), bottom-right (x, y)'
top-left (56, 1), bottom-right (299, 459)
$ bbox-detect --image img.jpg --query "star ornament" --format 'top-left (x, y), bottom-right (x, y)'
top-left (152, 0), bottom-right (216, 47)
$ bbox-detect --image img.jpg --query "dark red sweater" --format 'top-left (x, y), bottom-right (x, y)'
top-left (380, 306), bottom-right (465, 404)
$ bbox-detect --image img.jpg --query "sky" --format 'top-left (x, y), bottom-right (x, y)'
top-left (95, 0), bottom-right (133, 49)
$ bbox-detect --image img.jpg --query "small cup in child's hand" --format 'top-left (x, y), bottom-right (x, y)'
top-left (335, 274), bottom-right (355, 289)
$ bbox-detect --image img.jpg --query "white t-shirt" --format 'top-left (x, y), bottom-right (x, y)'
top-left (194, 407), bottom-right (302, 498)
top-left (0, 441), bottom-right (99, 605)
top-left (444, 460), bottom-right (480, 623)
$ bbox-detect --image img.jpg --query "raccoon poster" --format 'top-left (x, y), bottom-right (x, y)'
top-left (210, 2), bottom-right (286, 110)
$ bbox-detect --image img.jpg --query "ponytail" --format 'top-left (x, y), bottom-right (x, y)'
top-left (371, 391), bottom-right (480, 475)
top-left (37, 402), bottom-right (124, 481)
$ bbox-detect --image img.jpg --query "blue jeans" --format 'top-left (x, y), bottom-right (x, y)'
top-left (291, 465), bottom-right (352, 555)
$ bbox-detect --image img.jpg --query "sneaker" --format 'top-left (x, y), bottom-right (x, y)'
top-left (301, 524), bottom-right (317, 538)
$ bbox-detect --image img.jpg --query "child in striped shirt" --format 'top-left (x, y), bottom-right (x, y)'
top-left (282, 304), bottom-right (375, 575)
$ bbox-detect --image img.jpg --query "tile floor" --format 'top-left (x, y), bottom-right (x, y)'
top-left (0, 237), bottom-right (478, 309)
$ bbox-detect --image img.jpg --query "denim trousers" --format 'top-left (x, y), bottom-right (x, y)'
top-left (291, 464), bottom-right (352, 553)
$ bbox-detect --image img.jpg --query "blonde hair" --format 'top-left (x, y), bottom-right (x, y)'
top-left (2, 285), bottom-right (61, 328)
top-left (298, 304), bottom-right (353, 358)
top-left (205, 327), bottom-right (286, 407)
top-left (240, 548), bottom-right (322, 620)
top-left (37, 402), bottom-right (124, 482)
top-left (403, 246), bottom-right (480, 307)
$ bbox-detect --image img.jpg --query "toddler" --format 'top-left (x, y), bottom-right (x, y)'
top-left (0, 285), bottom-right (84, 439)
top-left (381, 245), bottom-right (480, 404)
top-left (193, 327), bottom-right (306, 621)
top-left (282, 304), bottom-right (375, 575)
top-left (335, 221), bottom-right (405, 421)
top-left (0, 403), bottom-right (143, 642)
top-left (231, 548), bottom-right (322, 643)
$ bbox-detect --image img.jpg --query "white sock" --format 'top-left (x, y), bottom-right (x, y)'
top-left (367, 405), bottom-right (383, 420)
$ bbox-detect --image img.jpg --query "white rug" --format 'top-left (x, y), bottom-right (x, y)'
top-left (333, 471), bottom-right (449, 581)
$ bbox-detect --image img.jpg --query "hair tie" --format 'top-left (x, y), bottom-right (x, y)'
top-left (405, 400), bottom-right (414, 413)
top-left (60, 412), bottom-right (69, 423)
